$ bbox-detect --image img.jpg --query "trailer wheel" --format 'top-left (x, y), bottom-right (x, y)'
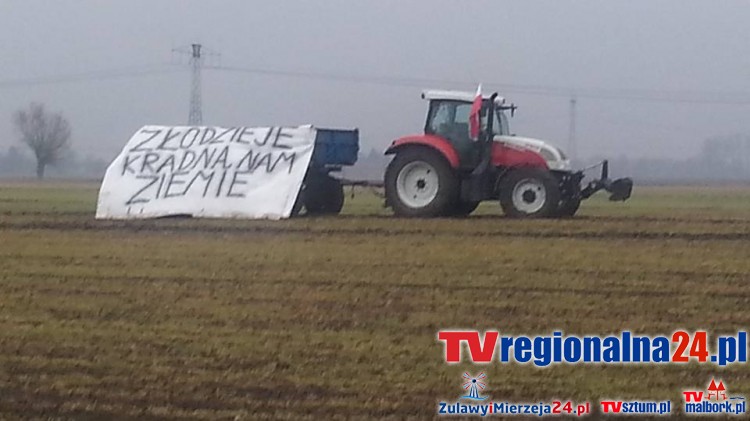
top-left (385, 147), bottom-right (458, 217)
top-left (448, 200), bottom-right (480, 217)
top-left (499, 167), bottom-right (561, 218)
top-left (304, 175), bottom-right (344, 215)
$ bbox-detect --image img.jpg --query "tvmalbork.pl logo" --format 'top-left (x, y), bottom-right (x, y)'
top-left (682, 378), bottom-right (746, 416)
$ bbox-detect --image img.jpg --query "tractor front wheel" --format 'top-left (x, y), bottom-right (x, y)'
top-left (385, 147), bottom-right (458, 217)
top-left (499, 167), bottom-right (561, 218)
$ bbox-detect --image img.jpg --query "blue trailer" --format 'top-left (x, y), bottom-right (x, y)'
top-left (293, 128), bottom-right (360, 215)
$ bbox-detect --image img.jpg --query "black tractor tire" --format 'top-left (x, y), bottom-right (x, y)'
top-left (499, 167), bottom-right (561, 218)
top-left (385, 147), bottom-right (458, 217)
top-left (447, 200), bottom-right (480, 217)
top-left (304, 175), bottom-right (345, 215)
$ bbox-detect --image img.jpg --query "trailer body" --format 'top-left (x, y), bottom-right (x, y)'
top-left (295, 128), bottom-right (359, 215)
top-left (311, 128), bottom-right (359, 168)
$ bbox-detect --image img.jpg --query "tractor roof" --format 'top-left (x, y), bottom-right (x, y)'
top-left (421, 89), bottom-right (506, 105)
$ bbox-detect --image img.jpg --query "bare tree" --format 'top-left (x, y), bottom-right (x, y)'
top-left (13, 103), bottom-right (71, 179)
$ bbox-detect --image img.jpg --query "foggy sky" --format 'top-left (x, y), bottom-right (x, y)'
top-left (1, 0), bottom-right (749, 163)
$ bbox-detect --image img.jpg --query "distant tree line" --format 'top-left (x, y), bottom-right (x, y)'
top-left (5, 136), bottom-right (750, 183)
top-left (3, 102), bottom-right (750, 183)
top-left (0, 145), bottom-right (108, 179)
top-left (597, 134), bottom-right (750, 184)
top-left (348, 135), bottom-right (750, 184)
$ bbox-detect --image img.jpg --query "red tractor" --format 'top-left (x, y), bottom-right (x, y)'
top-left (384, 90), bottom-right (632, 217)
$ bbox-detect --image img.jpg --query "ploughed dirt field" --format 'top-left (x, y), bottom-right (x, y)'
top-left (1, 181), bottom-right (750, 419)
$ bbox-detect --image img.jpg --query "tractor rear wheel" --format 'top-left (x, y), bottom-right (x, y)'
top-left (499, 167), bottom-right (561, 218)
top-left (385, 147), bottom-right (458, 217)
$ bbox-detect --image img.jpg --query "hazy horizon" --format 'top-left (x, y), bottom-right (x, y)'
top-left (2, 0), bottom-right (750, 163)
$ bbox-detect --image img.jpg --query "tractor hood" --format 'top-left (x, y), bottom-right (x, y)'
top-left (494, 135), bottom-right (572, 171)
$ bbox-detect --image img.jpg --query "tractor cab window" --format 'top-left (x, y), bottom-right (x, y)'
top-left (427, 102), bottom-right (451, 133)
top-left (426, 101), bottom-right (472, 144)
top-left (426, 100), bottom-right (477, 168)
top-left (454, 103), bottom-right (471, 123)
top-left (427, 100), bottom-right (511, 139)
top-left (481, 108), bottom-right (511, 136)
top-left (495, 110), bottom-right (510, 136)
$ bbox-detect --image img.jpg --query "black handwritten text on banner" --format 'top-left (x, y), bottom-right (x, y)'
top-left (96, 125), bottom-right (316, 219)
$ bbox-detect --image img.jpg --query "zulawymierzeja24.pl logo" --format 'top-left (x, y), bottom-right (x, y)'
top-left (437, 373), bottom-right (592, 417)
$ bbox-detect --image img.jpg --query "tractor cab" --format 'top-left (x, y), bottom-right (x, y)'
top-left (422, 90), bottom-right (511, 170)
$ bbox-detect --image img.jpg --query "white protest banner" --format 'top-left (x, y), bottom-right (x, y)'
top-left (96, 125), bottom-right (316, 220)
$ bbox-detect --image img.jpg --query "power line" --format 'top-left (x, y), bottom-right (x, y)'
top-left (207, 64), bottom-right (750, 105)
top-left (0, 65), bottom-right (181, 89)
top-left (4, 61), bottom-right (750, 106)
